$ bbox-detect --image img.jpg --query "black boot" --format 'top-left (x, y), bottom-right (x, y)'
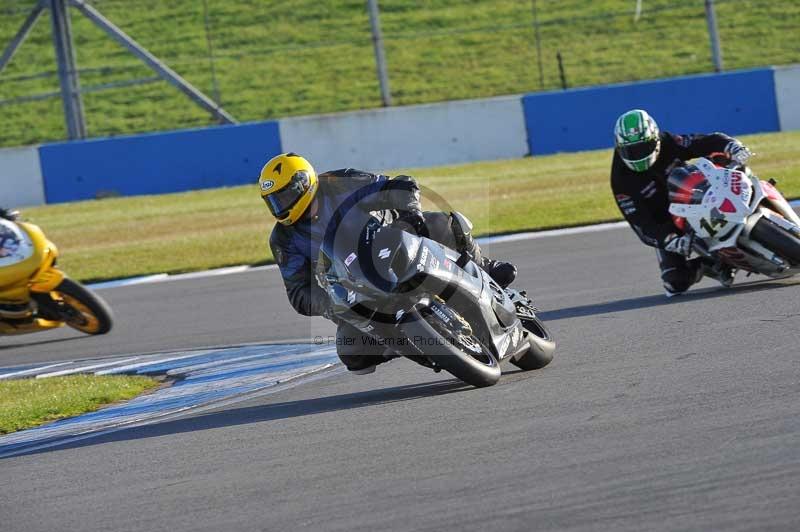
top-left (481, 257), bottom-right (517, 288)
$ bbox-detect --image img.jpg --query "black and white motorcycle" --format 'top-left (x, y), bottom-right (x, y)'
top-left (317, 210), bottom-right (555, 388)
top-left (668, 157), bottom-right (800, 278)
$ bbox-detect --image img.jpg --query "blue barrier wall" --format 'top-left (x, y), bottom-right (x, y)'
top-left (39, 120), bottom-right (281, 203)
top-left (28, 66), bottom-right (793, 205)
top-left (522, 68), bottom-right (780, 156)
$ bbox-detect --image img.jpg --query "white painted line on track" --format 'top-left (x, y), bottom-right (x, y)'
top-left (35, 357), bottom-right (141, 379)
top-left (88, 199), bottom-right (800, 290)
top-left (0, 362), bottom-right (72, 380)
top-left (94, 351), bottom-right (212, 375)
top-left (478, 221), bottom-right (628, 245)
top-left (89, 273), bottom-right (169, 290)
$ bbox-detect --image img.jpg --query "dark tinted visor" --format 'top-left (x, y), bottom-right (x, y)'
top-left (619, 139), bottom-right (658, 161)
top-left (263, 170), bottom-right (311, 218)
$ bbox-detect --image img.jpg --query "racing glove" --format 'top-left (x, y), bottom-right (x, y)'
top-left (395, 209), bottom-right (426, 235)
top-left (725, 140), bottom-right (752, 166)
top-left (663, 233), bottom-right (694, 257)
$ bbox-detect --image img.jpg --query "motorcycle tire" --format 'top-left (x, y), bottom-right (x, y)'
top-left (511, 314), bottom-right (556, 371)
top-left (400, 310), bottom-right (500, 388)
top-left (51, 278), bottom-right (113, 335)
top-left (750, 217), bottom-right (800, 265)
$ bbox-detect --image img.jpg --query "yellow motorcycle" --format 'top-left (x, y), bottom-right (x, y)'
top-left (0, 211), bottom-right (112, 336)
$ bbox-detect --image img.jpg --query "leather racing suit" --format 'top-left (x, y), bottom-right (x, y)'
top-left (610, 131), bottom-right (738, 293)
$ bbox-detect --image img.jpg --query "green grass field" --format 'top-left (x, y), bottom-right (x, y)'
top-left (21, 129), bottom-right (800, 283)
top-left (0, 374), bottom-right (159, 434)
top-left (1, 0), bottom-right (798, 147)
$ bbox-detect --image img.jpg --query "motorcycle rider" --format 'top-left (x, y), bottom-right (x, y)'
top-left (611, 109), bottom-right (752, 296)
top-left (260, 152), bottom-right (517, 373)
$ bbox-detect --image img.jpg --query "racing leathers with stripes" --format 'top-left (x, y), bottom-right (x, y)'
top-left (610, 131), bottom-right (737, 293)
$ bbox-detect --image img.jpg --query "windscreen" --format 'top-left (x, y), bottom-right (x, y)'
top-left (667, 165), bottom-right (710, 205)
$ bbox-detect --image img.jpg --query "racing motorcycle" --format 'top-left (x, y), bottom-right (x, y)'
top-left (0, 213), bottom-right (113, 336)
top-left (668, 157), bottom-right (800, 279)
top-left (317, 208), bottom-right (555, 388)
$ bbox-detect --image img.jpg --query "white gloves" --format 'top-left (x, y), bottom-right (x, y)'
top-left (725, 140), bottom-right (752, 166)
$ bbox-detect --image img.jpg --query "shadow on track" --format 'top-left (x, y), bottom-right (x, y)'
top-left (0, 334), bottom-right (86, 351)
top-left (539, 278), bottom-right (800, 322)
top-left (17, 377), bottom-right (471, 457)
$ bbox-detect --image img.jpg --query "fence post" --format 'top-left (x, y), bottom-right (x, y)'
top-left (704, 0), bottom-right (724, 72)
top-left (556, 51), bottom-right (567, 90)
top-left (201, 0), bottom-right (222, 107)
top-left (51, 0), bottom-right (87, 139)
top-left (367, 0), bottom-right (392, 106)
top-left (531, 0), bottom-right (544, 89)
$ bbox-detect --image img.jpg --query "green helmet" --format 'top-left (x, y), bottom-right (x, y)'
top-left (614, 109), bottom-right (661, 172)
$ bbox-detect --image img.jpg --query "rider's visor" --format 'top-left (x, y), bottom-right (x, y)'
top-left (619, 139), bottom-right (658, 162)
top-left (263, 170), bottom-right (311, 219)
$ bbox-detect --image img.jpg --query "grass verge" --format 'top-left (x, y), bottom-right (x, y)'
top-left (0, 374), bottom-right (159, 435)
top-left (21, 130), bottom-right (800, 282)
top-left (0, 0), bottom-right (797, 146)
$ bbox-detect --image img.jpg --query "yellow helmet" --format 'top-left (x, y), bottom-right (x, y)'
top-left (258, 152), bottom-right (319, 225)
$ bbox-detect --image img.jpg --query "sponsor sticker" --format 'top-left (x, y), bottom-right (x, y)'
top-left (417, 246), bottom-right (429, 271)
top-left (431, 304), bottom-right (451, 325)
top-left (731, 172), bottom-right (742, 195)
top-left (260, 179), bottom-right (275, 191)
top-left (344, 252), bottom-right (357, 267)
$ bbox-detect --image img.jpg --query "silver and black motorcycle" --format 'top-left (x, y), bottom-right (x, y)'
top-left (317, 209), bottom-right (555, 388)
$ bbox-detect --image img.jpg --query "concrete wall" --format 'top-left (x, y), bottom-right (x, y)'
top-left (38, 121), bottom-right (281, 204)
top-left (522, 68), bottom-right (780, 156)
top-left (3, 65), bottom-right (798, 206)
top-left (0, 146), bottom-right (45, 207)
top-left (279, 95), bottom-right (528, 172)
top-left (774, 65), bottom-right (800, 131)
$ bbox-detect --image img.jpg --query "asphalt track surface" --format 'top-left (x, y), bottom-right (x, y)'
top-left (2, 226), bottom-right (799, 531)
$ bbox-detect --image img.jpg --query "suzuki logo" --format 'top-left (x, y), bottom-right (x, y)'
top-left (378, 248), bottom-right (391, 259)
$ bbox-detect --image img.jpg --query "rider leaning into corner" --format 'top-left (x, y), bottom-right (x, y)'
top-left (259, 152), bottom-right (517, 374)
top-left (610, 109), bottom-right (753, 297)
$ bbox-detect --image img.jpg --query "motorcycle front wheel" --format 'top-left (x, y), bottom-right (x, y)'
top-left (48, 278), bottom-right (113, 335)
top-left (400, 310), bottom-right (500, 388)
top-left (512, 314), bottom-right (556, 371)
top-left (750, 217), bottom-right (800, 265)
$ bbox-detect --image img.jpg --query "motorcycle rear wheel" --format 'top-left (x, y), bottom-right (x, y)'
top-left (400, 310), bottom-right (500, 388)
top-left (49, 278), bottom-right (113, 335)
top-left (512, 314), bottom-right (556, 371)
top-left (750, 217), bottom-right (800, 265)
